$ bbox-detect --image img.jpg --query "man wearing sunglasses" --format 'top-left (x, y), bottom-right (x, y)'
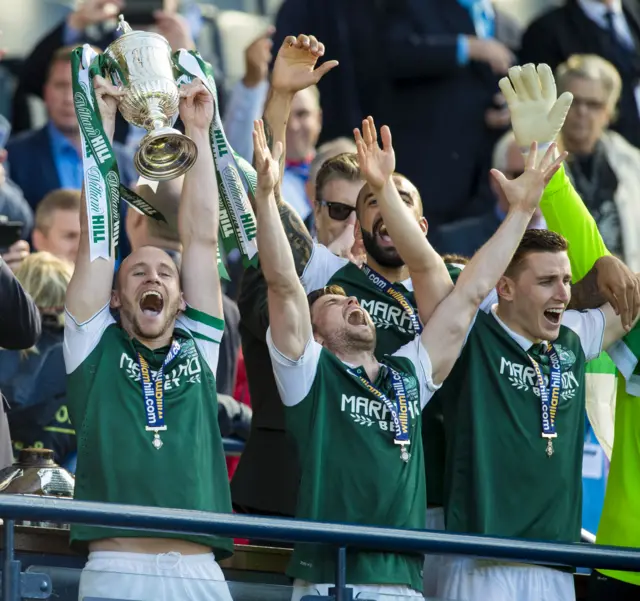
top-left (313, 152), bottom-right (364, 262)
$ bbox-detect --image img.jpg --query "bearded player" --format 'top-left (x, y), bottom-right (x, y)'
top-left (252, 107), bottom-right (566, 601)
top-left (63, 75), bottom-right (234, 600)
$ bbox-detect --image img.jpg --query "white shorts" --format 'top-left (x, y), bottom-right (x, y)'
top-left (78, 551), bottom-right (233, 601)
top-left (436, 556), bottom-right (575, 601)
top-left (423, 506), bottom-right (445, 599)
top-left (292, 580), bottom-right (424, 601)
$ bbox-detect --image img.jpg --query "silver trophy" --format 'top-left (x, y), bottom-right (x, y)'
top-left (103, 15), bottom-right (198, 181)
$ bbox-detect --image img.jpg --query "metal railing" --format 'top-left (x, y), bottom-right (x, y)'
top-left (0, 495), bottom-right (638, 601)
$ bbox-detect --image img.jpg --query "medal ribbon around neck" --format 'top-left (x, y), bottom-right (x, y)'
top-left (347, 365), bottom-right (412, 462)
top-left (71, 45), bottom-right (168, 263)
top-left (137, 339), bottom-right (181, 450)
top-left (360, 264), bottom-right (423, 335)
top-left (527, 342), bottom-right (562, 457)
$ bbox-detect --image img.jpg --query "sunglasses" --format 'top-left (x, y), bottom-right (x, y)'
top-left (318, 200), bottom-right (356, 221)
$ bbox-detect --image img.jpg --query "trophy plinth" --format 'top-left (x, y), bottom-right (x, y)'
top-left (103, 15), bottom-right (198, 181)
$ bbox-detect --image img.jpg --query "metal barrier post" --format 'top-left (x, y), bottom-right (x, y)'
top-left (330, 546), bottom-right (352, 601)
top-left (1, 519), bottom-right (51, 601)
top-left (3, 519), bottom-right (19, 601)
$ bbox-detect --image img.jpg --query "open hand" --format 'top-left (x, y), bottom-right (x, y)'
top-left (490, 142), bottom-right (567, 213)
top-left (271, 34), bottom-right (339, 95)
top-left (92, 75), bottom-right (125, 138)
top-left (354, 116), bottom-right (395, 191)
top-left (253, 119), bottom-right (282, 196)
top-left (594, 255), bottom-right (640, 331)
top-left (179, 78), bottom-right (214, 131)
top-left (499, 63), bottom-right (573, 150)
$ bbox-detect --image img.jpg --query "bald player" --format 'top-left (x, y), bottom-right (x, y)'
top-left (63, 74), bottom-right (234, 601)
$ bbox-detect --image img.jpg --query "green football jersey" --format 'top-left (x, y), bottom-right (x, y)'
top-left (267, 330), bottom-right (439, 591)
top-left (64, 304), bottom-right (234, 558)
top-left (441, 307), bottom-right (604, 542)
top-left (301, 245), bottom-right (491, 505)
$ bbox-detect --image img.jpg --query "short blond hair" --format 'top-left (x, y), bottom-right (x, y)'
top-left (557, 54), bottom-right (622, 115)
top-left (15, 252), bottom-right (73, 326)
top-left (35, 189), bottom-right (81, 234)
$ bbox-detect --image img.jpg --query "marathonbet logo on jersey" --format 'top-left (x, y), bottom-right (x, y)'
top-left (340, 374), bottom-right (420, 431)
top-left (499, 344), bottom-right (579, 400)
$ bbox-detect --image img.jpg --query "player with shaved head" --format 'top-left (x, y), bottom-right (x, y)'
top-left (62, 74), bottom-right (234, 600)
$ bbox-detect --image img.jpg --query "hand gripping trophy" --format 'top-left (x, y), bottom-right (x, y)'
top-left (103, 15), bottom-right (198, 181)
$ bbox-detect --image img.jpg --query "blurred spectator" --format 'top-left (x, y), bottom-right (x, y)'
top-left (6, 47), bottom-right (136, 211)
top-left (32, 189), bottom-right (81, 265)
top-left (0, 252), bottom-right (75, 465)
top-left (0, 252), bottom-right (42, 468)
top-left (127, 180), bottom-right (242, 397)
top-left (223, 28), bottom-right (274, 163)
top-left (274, 0), bottom-right (521, 227)
top-left (0, 151), bottom-right (34, 239)
top-left (557, 54), bottom-right (640, 271)
top-left (281, 85), bottom-right (323, 229)
top-left (520, 0), bottom-right (640, 148)
top-left (434, 130), bottom-right (545, 257)
top-left (11, 0), bottom-right (204, 143)
top-left (232, 152), bottom-right (363, 519)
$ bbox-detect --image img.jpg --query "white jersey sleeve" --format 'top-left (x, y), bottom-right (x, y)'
top-left (480, 288), bottom-right (498, 313)
top-left (300, 243), bottom-right (350, 294)
top-left (175, 305), bottom-right (225, 375)
top-left (266, 327), bottom-right (323, 407)
top-left (63, 303), bottom-right (116, 375)
top-left (561, 309), bottom-right (606, 361)
top-left (392, 336), bottom-right (441, 409)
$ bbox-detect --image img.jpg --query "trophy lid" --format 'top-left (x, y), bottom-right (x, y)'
top-left (0, 448), bottom-right (74, 498)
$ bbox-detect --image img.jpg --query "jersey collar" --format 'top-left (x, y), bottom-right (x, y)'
top-left (490, 305), bottom-right (549, 352)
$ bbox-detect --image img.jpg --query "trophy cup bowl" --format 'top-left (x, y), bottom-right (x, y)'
top-left (103, 16), bottom-right (198, 181)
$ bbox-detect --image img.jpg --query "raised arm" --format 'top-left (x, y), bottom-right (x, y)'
top-left (501, 63), bottom-right (640, 329)
top-left (65, 76), bottom-right (124, 323)
top-left (354, 116), bottom-right (453, 324)
top-left (424, 144), bottom-right (566, 384)
top-left (177, 79), bottom-right (222, 319)
top-left (253, 119), bottom-right (311, 360)
top-left (260, 34), bottom-right (338, 275)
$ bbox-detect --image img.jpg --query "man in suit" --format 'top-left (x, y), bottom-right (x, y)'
top-left (6, 46), bottom-right (136, 213)
top-left (520, 0), bottom-right (640, 148)
top-left (434, 130), bottom-right (545, 257)
top-left (274, 0), bottom-right (520, 227)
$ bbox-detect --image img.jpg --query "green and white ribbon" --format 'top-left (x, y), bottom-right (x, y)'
top-left (174, 49), bottom-right (259, 268)
top-left (72, 45), bottom-right (167, 262)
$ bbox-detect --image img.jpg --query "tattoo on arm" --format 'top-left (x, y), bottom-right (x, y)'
top-left (262, 115), bottom-right (286, 205)
top-left (569, 264), bottom-right (606, 310)
top-left (256, 92), bottom-right (312, 277)
top-left (277, 198), bottom-right (313, 277)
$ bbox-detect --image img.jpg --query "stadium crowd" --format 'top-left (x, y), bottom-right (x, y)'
top-left (0, 1), bottom-right (640, 601)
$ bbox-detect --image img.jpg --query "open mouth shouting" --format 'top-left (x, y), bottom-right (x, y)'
top-left (139, 290), bottom-right (164, 317)
top-left (543, 307), bottom-right (564, 326)
top-left (346, 305), bottom-right (368, 327)
top-left (373, 219), bottom-right (395, 248)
